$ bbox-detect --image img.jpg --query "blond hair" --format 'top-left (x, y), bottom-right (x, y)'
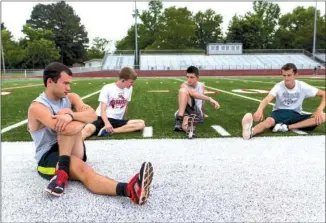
top-left (119, 67), bottom-right (137, 80)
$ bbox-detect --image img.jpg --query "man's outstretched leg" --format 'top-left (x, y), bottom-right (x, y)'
top-left (110, 120), bottom-right (145, 134)
top-left (242, 113), bottom-right (275, 139)
top-left (69, 156), bottom-right (154, 205)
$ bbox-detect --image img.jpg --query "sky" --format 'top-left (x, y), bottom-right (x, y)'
top-left (1, 1), bottom-right (325, 49)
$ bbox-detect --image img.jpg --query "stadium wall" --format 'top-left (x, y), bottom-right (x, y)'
top-left (73, 69), bottom-right (325, 78)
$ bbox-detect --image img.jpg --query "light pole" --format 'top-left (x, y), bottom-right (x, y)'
top-left (312, 0), bottom-right (317, 59)
top-left (134, 0), bottom-right (138, 69)
top-left (0, 34), bottom-right (5, 75)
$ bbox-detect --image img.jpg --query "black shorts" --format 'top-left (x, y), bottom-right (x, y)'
top-left (185, 97), bottom-right (196, 116)
top-left (270, 109), bottom-right (317, 131)
top-left (37, 142), bottom-right (87, 180)
top-left (92, 116), bottom-right (129, 135)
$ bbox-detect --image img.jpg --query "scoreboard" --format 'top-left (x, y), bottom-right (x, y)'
top-left (207, 43), bottom-right (243, 55)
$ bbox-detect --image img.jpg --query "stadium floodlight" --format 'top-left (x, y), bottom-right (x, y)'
top-left (312, 0), bottom-right (317, 59)
top-left (0, 33), bottom-right (5, 75)
top-left (134, 0), bottom-right (139, 69)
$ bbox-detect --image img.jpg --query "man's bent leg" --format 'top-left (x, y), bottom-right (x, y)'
top-left (113, 120), bottom-right (145, 134)
top-left (178, 88), bottom-right (190, 117)
top-left (45, 132), bottom-right (79, 196)
top-left (288, 113), bottom-right (325, 130)
top-left (81, 123), bottom-right (96, 140)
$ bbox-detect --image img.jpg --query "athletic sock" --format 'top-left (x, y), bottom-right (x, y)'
top-left (116, 182), bottom-right (128, 197)
top-left (58, 155), bottom-right (70, 174)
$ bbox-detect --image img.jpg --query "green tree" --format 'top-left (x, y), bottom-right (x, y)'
top-left (116, 0), bottom-right (163, 51)
top-left (273, 6), bottom-right (326, 51)
top-left (87, 37), bottom-right (111, 59)
top-left (150, 6), bottom-right (196, 49)
top-left (193, 9), bottom-right (223, 49)
top-left (226, 1), bottom-right (280, 49)
top-left (26, 1), bottom-right (89, 65)
top-left (1, 29), bottom-right (25, 69)
top-left (1, 22), bottom-right (6, 30)
top-left (21, 24), bottom-right (60, 68)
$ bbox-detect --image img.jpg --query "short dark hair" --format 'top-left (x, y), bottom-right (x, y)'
top-left (43, 62), bottom-right (72, 87)
top-left (186, 66), bottom-right (199, 77)
top-left (281, 63), bottom-right (297, 74)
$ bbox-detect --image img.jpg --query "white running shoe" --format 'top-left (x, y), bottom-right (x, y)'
top-left (242, 113), bottom-right (253, 140)
top-left (272, 123), bottom-right (289, 132)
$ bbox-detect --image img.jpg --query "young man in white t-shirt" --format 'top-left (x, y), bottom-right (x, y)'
top-left (174, 66), bottom-right (220, 138)
top-left (241, 63), bottom-right (325, 140)
top-left (82, 67), bottom-right (145, 139)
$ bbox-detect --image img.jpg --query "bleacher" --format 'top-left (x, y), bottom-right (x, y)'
top-left (140, 54), bottom-right (323, 70)
top-left (315, 53), bottom-right (326, 62)
top-left (102, 54), bottom-right (134, 70)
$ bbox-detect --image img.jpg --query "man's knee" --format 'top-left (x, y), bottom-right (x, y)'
top-left (134, 120), bottom-right (145, 130)
top-left (264, 117), bottom-right (275, 127)
top-left (83, 124), bottom-right (96, 136)
top-left (138, 120), bottom-right (145, 130)
top-left (179, 87), bottom-right (189, 95)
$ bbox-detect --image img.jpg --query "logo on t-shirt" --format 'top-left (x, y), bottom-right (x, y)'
top-left (282, 92), bottom-right (299, 106)
top-left (109, 94), bottom-right (128, 109)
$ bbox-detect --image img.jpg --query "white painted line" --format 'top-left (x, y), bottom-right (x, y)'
top-left (1, 120), bottom-right (29, 134)
top-left (217, 77), bottom-right (275, 84)
top-left (216, 77), bottom-right (325, 89)
top-left (291, 129), bottom-right (307, 135)
top-left (143, 127), bottom-right (153, 137)
top-left (1, 90), bottom-right (101, 134)
top-left (211, 125), bottom-right (231, 136)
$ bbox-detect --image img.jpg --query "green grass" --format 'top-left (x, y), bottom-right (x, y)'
top-left (1, 76), bottom-right (325, 141)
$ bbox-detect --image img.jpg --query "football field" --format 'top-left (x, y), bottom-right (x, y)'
top-left (1, 75), bottom-right (325, 222)
top-left (1, 75), bottom-right (325, 140)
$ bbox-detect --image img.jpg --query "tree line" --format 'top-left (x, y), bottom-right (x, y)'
top-left (1, 1), bottom-right (325, 69)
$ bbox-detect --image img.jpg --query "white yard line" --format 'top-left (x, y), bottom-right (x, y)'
top-left (216, 77), bottom-right (276, 84)
top-left (214, 77), bottom-right (325, 88)
top-left (143, 127), bottom-right (153, 137)
top-left (291, 129), bottom-right (307, 135)
top-left (1, 90), bottom-right (101, 134)
top-left (2, 84), bottom-right (44, 90)
top-left (211, 125), bottom-right (231, 136)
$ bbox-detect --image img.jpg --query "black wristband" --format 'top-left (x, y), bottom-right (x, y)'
top-left (65, 113), bottom-right (74, 120)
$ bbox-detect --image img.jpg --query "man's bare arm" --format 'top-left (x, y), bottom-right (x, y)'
top-left (67, 93), bottom-right (97, 123)
top-left (29, 102), bottom-right (86, 135)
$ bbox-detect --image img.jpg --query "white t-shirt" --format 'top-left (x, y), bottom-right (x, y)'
top-left (96, 83), bottom-right (133, 120)
top-left (269, 80), bottom-right (318, 114)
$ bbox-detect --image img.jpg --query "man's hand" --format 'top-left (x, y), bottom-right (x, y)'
top-left (312, 109), bottom-right (324, 125)
top-left (104, 123), bottom-right (114, 133)
top-left (253, 110), bottom-right (264, 122)
top-left (209, 98), bottom-right (220, 109)
top-left (51, 113), bottom-right (73, 132)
